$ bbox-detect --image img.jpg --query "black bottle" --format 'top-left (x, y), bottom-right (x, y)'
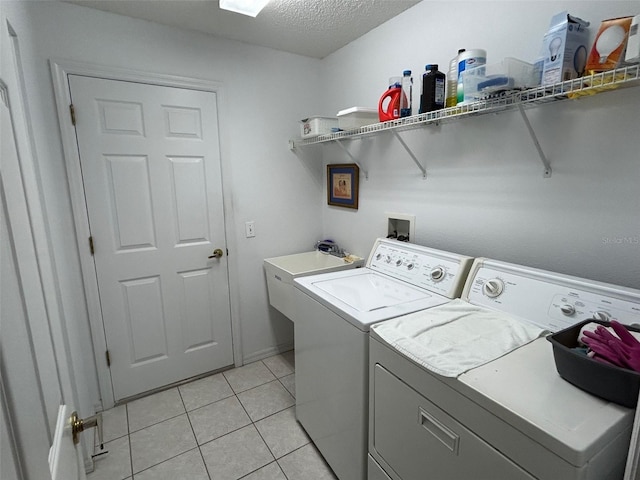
top-left (419, 64), bottom-right (446, 114)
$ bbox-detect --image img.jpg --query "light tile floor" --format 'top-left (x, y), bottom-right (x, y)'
top-left (88, 350), bottom-right (337, 480)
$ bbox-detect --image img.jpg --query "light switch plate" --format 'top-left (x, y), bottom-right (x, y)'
top-left (245, 221), bottom-right (256, 238)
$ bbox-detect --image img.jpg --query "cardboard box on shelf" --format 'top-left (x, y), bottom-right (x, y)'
top-left (586, 16), bottom-right (634, 74)
top-left (626, 15), bottom-right (640, 64)
top-left (541, 11), bottom-right (590, 85)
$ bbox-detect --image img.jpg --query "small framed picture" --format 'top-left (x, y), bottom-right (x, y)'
top-left (327, 163), bottom-right (359, 209)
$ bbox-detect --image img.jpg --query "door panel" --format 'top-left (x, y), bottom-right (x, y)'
top-left (1, 76), bottom-right (85, 479)
top-left (106, 154), bottom-right (156, 250)
top-left (179, 268), bottom-right (217, 351)
top-left (69, 75), bottom-right (233, 400)
top-left (170, 156), bottom-right (209, 243)
top-left (122, 275), bottom-right (167, 365)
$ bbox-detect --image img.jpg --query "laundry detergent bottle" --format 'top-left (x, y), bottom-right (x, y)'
top-left (378, 76), bottom-right (402, 122)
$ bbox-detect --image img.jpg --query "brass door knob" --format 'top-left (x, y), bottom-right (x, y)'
top-left (70, 411), bottom-right (104, 449)
top-left (208, 248), bottom-right (224, 259)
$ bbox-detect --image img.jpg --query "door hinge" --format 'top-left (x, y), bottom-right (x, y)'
top-left (89, 236), bottom-right (95, 255)
top-left (226, 248), bottom-right (229, 256)
top-left (70, 104), bottom-right (76, 126)
top-left (105, 350), bottom-right (111, 367)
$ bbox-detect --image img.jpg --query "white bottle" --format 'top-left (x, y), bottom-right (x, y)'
top-left (400, 70), bottom-right (413, 117)
top-left (457, 49), bottom-right (486, 105)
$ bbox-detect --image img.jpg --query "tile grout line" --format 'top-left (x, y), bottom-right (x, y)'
top-left (188, 398), bottom-right (295, 451)
top-left (126, 389), bottom-right (187, 434)
top-left (177, 386), bottom-right (213, 480)
top-left (126, 403), bottom-right (134, 480)
top-left (234, 359), bottom-right (294, 480)
top-left (131, 446), bottom-right (202, 479)
top-left (129, 391), bottom-right (210, 478)
top-left (232, 361), bottom-right (279, 468)
top-left (253, 358), bottom-right (299, 479)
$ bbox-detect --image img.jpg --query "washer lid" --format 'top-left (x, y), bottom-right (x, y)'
top-left (313, 272), bottom-right (429, 312)
top-left (295, 269), bottom-right (449, 331)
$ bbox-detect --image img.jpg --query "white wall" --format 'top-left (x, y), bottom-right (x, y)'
top-left (320, 1), bottom-right (640, 290)
top-left (1, 0), bottom-right (324, 415)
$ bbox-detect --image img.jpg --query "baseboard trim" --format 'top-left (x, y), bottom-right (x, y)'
top-left (242, 342), bottom-right (294, 365)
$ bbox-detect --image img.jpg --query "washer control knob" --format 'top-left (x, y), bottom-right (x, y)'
top-left (430, 267), bottom-right (445, 282)
top-left (407, 263), bottom-right (415, 271)
top-left (375, 253), bottom-right (382, 261)
top-left (385, 255), bottom-right (392, 264)
top-left (483, 279), bottom-right (504, 298)
top-left (560, 304), bottom-right (576, 316)
top-left (593, 311), bottom-right (611, 322)
top-left (396, 259), bottom-right (403, 267)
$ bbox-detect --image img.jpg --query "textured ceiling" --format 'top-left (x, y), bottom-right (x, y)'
top-left (64, 0), bottom-right (421, 59)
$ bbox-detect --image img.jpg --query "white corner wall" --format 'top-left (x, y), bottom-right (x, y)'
top-left (4, 0), bottom-right (639, 421)
top-left (320, 1), bottom-right (640, 290)
top-left (2, 0), bottom-right (324, 413)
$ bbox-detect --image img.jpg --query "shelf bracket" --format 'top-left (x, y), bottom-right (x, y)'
top-left (335, 139), bottom-right (368, 179)
top-left (518, 105), bottom-right (552, 178)
top-left (392, 131), bottom-right (427, 179)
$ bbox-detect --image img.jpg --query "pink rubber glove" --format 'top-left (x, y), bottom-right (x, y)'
top-left (581, 321), bottom-right (640, 372)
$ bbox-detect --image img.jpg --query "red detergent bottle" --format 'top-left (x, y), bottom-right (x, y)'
top-left (378, 77), bottom-right (402, 122)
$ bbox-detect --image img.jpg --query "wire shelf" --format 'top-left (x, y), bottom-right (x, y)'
top-left (290, 65), bottom-right (640, 149)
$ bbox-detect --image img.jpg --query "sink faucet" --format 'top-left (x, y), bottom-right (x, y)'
top-left (315, 240), bottom-right (345, 258)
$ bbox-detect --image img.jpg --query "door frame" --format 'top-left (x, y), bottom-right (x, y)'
top-left (50, 59), bottom-right (242, 409)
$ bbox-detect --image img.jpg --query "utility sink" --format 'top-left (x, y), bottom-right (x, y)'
top-left (264, 251), bottom-right (364, 322)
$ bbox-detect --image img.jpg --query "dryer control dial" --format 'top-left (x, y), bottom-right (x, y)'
top-left (483, 278), bottom-right (504, 298)
top-left (593, 311), bottom-right (611, 322)
top-left (560, 304), bottom-right (576, 316)
top-left (430, 267), bottom-right (446, 282)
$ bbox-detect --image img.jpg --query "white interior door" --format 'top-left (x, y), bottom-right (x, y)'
top-left (68, 75), bottom-right (233, 401)
top-left (1, 77), bottom-right (85, 479)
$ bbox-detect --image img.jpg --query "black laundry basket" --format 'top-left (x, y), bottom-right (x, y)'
top-left (547, 319), bottom-right (640, 408)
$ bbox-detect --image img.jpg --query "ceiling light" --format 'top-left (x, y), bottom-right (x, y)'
top-left (219, 0), bottom-right (270, 17)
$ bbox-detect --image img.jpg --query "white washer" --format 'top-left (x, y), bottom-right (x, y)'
top-left (293, 238), bottom-right (473, 480)
top-left (369, 258), bottom-right (640, 480)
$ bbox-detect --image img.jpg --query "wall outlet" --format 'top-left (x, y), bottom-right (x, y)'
top-left (245, 221), bottom-right (256, 238)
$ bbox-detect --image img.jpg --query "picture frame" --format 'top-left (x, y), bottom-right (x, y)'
top-left (327, 163), bottom-right (359, 209)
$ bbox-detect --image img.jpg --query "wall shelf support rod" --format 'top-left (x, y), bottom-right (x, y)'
top-left (335, 139), bottom-right (368, 179)
top-left (518, 105), bottom-right (552, 178)
top-left (392, 130), bottom-right (427, 178)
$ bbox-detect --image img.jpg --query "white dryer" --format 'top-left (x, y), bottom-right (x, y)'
top-left (293, 238), bottom-right (473, 480)
top-left (368, 258), bottom-right (640, 480)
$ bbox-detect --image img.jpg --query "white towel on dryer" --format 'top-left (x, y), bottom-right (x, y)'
top-left (371, 299), bottom-right (548, 377)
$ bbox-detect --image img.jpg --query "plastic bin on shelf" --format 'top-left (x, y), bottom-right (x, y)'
top-left (300, 116), bottom-right (338, 138)
top-left (336, 107), bottom-right (379, 130)
top-left (461, 57), bottom-right (539, 103)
